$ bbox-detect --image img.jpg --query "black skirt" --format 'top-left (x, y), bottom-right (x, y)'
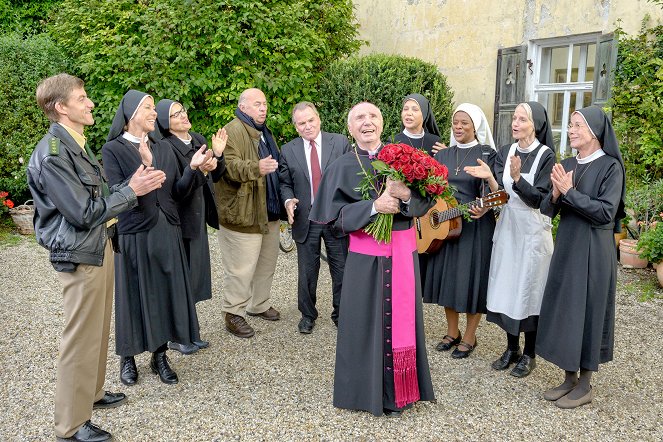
top-left (114, 210), bottom-right (200, 356)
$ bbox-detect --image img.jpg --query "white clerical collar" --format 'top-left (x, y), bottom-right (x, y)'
top-left (456, 140), bottom-right (478, 149)
top-left (304, 132), bottom-right (322, 149)
top-left (178, 135), bottom-right (192, 145)
top-left (516, 139), bottom-right (539, 153)
top-left (122, 132), bottom-right (148, 143)
top-left (577, 148), bottom-right (606, 164)
top-left (403, 128), bottom-right (425, 139)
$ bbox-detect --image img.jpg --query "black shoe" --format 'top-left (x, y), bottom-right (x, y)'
top-left (167, 341), bottom-right (199, 355)
top-left (333, 319), bottom-right (338, 328)
top-left (451, 339), bottom-right (478, 359)
top-left (383, 408), bottom-right (402, 417)
top-left (93, 391), bottom-right (127, 409)
top-left (193, 339), bottom-right (209, 349)
top-left (298, 317), bottom-right (314, 334)
top-left (119, 356), bottom-right (137, 386)
top-left (510, 354), bottom-right (536, 378)
top-left (150, 351), bottom-right (178, 384)
top-left (56, 420), bottom-right (111, 441)
top-left (491, 348), bottom-right (522, 370)
top-left (435, 331), bottom-right (462, 352)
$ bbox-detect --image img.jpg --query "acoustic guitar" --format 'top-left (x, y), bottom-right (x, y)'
top-left (415, 190), bottom-right (509, 254)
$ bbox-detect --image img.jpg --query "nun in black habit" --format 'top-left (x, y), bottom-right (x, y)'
top-left (309, 102), bottom-right (436, 417)
top-left (155, 99), bottom-right (227, 354)
top-left (536, 105), bottom-right (626, 409)
top-left (101, 90), bottom-right (212, 385)
top-left (393, 93), bottom-right (445, 155)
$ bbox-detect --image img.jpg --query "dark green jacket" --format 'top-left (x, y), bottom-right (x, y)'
top-left (215, 117), bottom-right (272, 234)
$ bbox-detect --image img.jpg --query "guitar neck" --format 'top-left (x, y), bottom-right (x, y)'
top-left (435, 199), bottom-right (481, 223)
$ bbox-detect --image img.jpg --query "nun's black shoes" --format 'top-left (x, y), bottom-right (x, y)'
top-left (491, 347), bottom-right (521, 370)
top-left (555, 386), bottom-right (594, 409)
top-left (120, 356), bottom-right (138, 386)
top-left (168, 341), bottom-right (200, 355)
top-left (510, 355), bottom-right (536, 378)
top-left (383, 409), bottom-right (402, 417)
top-left (451, 339), bottom-right (477, 359)
top-left (435, 330), bottom-right (462, 351)
top-left (150, 351), bottom-right (179, 384)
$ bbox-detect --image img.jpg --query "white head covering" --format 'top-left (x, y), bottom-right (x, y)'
top-left (449, 103), bottom-right (496, 150)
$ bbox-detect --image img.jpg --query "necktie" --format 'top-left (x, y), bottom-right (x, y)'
top-left (310, 140), bottom-right (322, 198)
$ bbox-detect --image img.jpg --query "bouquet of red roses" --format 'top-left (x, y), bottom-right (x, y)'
top-left (356, 143), bottom-right (453, 243)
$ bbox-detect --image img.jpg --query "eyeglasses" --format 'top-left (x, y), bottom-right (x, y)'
top-left (170, 107), bottom-right (188, 118)
top-left (567, 122), bottom-right (586, 130)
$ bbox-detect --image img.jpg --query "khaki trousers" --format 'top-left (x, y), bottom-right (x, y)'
top-left (54, 241), bottom-right (114, 438)
top-left (217, 221), bottom-right (280, 316)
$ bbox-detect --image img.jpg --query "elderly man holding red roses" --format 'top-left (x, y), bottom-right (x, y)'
top-left (309, 102), bottom-right (436, 417)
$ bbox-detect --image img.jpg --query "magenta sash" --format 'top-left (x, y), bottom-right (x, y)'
top-left (349, 227), bottom-right (420, 408)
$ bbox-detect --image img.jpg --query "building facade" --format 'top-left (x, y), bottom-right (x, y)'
top-left (353, 0), bottom-right (663, 153)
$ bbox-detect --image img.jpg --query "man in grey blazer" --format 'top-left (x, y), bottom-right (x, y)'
top-left (279, 102), bottom-right (351, 333)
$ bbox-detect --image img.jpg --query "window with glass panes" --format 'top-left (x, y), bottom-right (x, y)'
top-left (530, 35), bottom-right (598, 156)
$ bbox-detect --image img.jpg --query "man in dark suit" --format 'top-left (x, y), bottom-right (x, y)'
top-left (279, 102), bottom-right (351, 333)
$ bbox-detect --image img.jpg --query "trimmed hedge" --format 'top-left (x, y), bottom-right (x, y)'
top-left (317, 54), bottom-right (455, 143)
top-left (0, 32), bottom-right (70, 200)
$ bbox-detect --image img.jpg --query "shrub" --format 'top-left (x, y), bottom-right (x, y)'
top-left (0, 32), bottom-right (70, 199)
top-left (638, 221), bottom-right (663, 263)
top-left (625, 179), bottom-right (663, 237)
top-left (317, 54), bottom-right (455, 142)
top-left (613, 15), bottom-right (663, 182)
top-left (0, 0), bottom-right (58, 35)
top-left (49, 0), bottom-right (362, 149)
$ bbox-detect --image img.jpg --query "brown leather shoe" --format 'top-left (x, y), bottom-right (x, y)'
top-left (246, 307), bottom-right (281, 321)
top-left (225, 313), bottom-right (255, 338)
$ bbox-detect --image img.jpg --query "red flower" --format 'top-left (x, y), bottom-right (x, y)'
top-left (0, 191), bottom-right (7, 198)
top-left (4, 199), bottom-right (14, 209)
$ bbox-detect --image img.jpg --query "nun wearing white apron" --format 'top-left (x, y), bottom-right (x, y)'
top-left (465, 102), bottom-right (555, 377)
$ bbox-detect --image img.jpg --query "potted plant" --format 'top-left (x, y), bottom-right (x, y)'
top-left (637, 219), bottom-right (663, 287)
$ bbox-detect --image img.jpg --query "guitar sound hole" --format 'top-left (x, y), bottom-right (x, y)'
top-left (429, 211), bottom-right (440, 229)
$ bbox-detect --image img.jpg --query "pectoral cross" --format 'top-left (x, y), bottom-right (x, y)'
top-left (455, 166), bottom-right (460, 175)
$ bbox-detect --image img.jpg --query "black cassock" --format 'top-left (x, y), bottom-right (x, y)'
top-left (536, 154), bottom-right (623, 372)
top-left (309, 148), bottom-right (436, 416)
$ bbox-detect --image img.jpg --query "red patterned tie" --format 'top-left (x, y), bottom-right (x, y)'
top-left (310, 140), bottom-right (322, 198)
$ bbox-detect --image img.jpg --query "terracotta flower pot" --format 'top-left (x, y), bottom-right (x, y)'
top-left (619, 239), bottom-right (648, 269)
top-left (657, 263), bottom-right (663, 288)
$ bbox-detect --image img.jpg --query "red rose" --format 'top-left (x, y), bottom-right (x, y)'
top-left (0, 191), bottom-right (7, 198)
top-left (401, 164), bottom-right (415, 182)
top-left (378, 149), bottom-right (396, 164)
top-left (413, 164), bottom-right (427, 180)
top-left (4, 199), bottom-right (14, 208)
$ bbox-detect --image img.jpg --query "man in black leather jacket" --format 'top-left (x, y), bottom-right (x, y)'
top-left (27, 74), bottom-right (165, 442)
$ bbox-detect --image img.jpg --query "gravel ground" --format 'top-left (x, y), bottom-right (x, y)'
top-left (1, 233), bottom-right (662, 441)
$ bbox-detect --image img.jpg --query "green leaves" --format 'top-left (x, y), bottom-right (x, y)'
top-left (0, 32), bottom-right (70, 199)
top-left (48, 0), bottom-right (362, 148)
top-left (317, 54), bottom-right (454, 142)
top-left (613, 18), bottom-right (663, 184)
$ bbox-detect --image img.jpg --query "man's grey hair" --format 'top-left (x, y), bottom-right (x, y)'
top-left (291, 101), bottom-right (319, 124)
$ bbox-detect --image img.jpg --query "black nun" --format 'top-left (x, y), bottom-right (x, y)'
top-left (101, 90), bottom-right (211, 386)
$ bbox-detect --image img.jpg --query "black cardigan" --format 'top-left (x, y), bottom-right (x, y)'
top-left (101, 135), bottom-right (205, 234)
top-left (164, 131), bottom-right (226, 237)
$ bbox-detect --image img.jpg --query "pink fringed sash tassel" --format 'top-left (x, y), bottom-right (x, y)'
top-left (349, 227), bottom-right (420, 408)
